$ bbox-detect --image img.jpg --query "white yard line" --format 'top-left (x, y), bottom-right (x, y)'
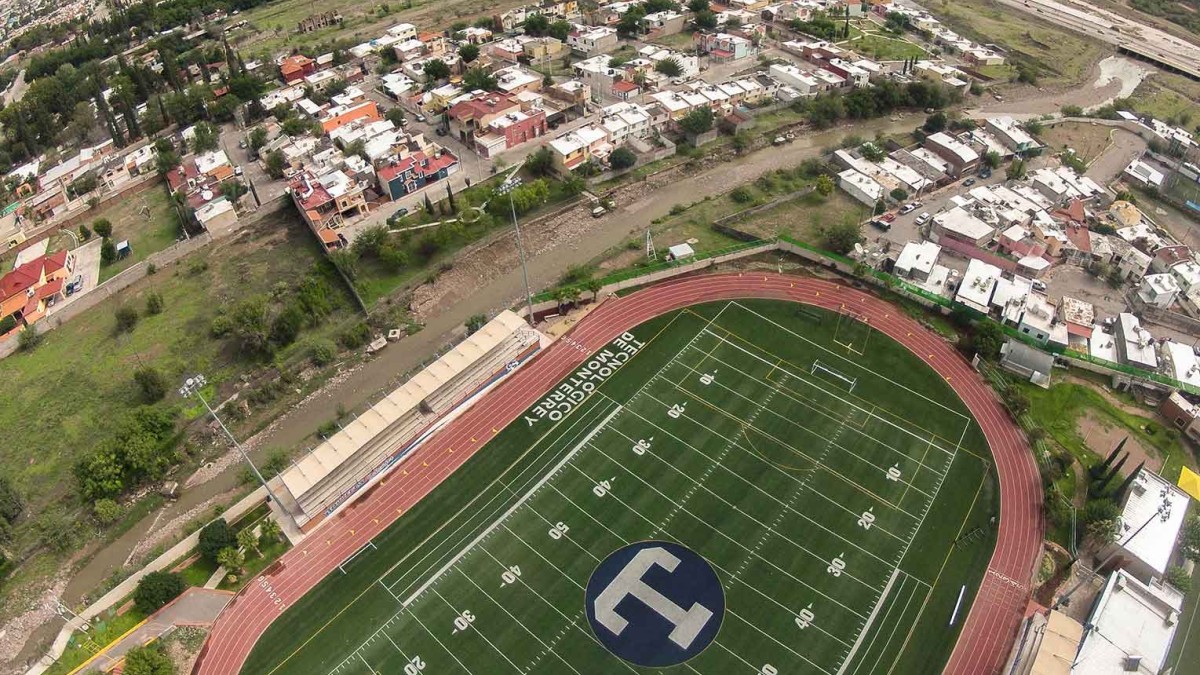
top-left (400, 405), bottom-right (624, 606)
top-left (838, 568), bottom-right (902, 675)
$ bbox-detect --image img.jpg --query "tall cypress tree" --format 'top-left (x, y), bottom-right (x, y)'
top-left (1112, 461), bottom-right (1145, 502)
top-left (1090, 439), bottom-right (1126, 479)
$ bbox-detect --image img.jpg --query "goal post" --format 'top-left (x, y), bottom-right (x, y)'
top-left (811, 360), bottom-right (857, 393)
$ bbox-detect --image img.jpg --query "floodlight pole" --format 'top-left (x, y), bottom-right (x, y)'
top-left (498, 175), bottom-right (535, 325)
top-left (181, 375), bottom-right (281, 507)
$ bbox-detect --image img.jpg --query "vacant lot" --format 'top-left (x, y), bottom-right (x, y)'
top-left (844, 32), bottom-right (928, 60)
top-left (1128, 75), bottom-right (1200, 128)
top-left (91, 186), bottom-right (182, 282)
top-left (1039, 122), bottom-right (1115, 163)
top-left (930, 0), bottom-right (1105, 86)
top-left (0, 212), bottom-right (355, 523)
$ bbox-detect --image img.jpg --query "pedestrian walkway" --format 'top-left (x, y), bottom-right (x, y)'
top-left (70, 589), bottom-right (232, 674)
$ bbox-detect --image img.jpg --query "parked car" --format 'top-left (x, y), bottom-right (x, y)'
top-left (414, 114), bottom-right (427, 123)
top-left (915, 212), bottom-right (932, 225)
top-left (869, 219), bottom-right (891, 231)
top-left (387, 207), bottom-right (409, 225)
top-left (979, 166), bottom-right (992, 179)
top-left (899, 203), bottom-right (917, 215)
top-left (963, 177), bottom-right (977, 186)
top-left (238, 140), bottom-right (247, 149)
top-left (879, 212), bottom-right (896, 223)
top-left (65, 275), bottom-right (83, 296)
top-left (592, 206), bottom-right (607, 218)
top-left (1032, 280), bottom-right (1047, 292)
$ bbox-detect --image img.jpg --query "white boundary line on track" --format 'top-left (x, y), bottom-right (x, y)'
top-left (400, 404), bottom-right (624, 607)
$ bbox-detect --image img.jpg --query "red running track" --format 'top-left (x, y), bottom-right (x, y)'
top-left (192, 273), bottom-right (1042, 675)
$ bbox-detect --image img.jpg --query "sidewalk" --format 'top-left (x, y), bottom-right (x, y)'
top-left (69, 589), bottom-right (232, 674)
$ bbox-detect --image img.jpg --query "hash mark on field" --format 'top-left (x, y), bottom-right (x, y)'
top-left (522, 609), bottom-right (583, 673)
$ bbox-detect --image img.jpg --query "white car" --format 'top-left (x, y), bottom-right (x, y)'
top-left (915, 212), bottom-right (932, 225)
top-left (899, 203), bottom-right (917, 215)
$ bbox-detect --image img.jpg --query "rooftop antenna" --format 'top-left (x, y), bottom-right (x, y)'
top-left (646, 227), bottom-right (657, 261)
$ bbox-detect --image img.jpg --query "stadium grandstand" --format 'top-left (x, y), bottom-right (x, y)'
top-left (277, 311), bottom-right (541, 531)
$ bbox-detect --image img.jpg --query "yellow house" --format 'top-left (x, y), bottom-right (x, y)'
top-left (1110, 200), bottom-right (1143, 228)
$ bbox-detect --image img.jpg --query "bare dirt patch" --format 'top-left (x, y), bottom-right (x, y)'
top-left (1076, 410), bottom-right (1161, 473)
top-left (1039, 122), bottom-right (1115, 163)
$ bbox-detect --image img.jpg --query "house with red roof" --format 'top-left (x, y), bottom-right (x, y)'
top-left (280, 55), bottom-right (316, 84)
top-left (376, 149), bottom-right (459, 201)
top-left (0, 249), bottom-right (72, 334)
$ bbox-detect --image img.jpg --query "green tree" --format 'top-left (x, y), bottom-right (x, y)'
top-left (248, 127), bottom-right (268, 151)
top-left (971, 321), bottom-right (1004, 360)
top-left (259, 518), bottom-right (282, 546)
top-left (385, 107), bottom-right (406, 127)
top-left (815, 174), bottom-right (834, 196)
top-left (422, 59), bottom-right (450, 83)
top-left (92, 218), bottom-right (113, 238)
top-left (584, 277), bottom-right (603, 301)
top-left (190, 122), bottom-right (219, 153)
top-left (548, 20), bottom-right (572, 41)
top-left (92, 498), bottom-right (123, 525)
top-left (78, 224), bottom-right (92, 240)
top-left (525, 146), bottom-right (555, 177)
top-left (818, 218), bottom-right (861, 254)
top-left (466, 314), bottom-right (487, 334)
top-left (523, 14), bottom-right (550, 35)
top-left (133, 571), bottom-right (185, 614)
top-left (459, 43), bottom-right (480, 63)
top-left (237, 527), bottom-right (259, 557)
top-left (654, 57), bottom-right (684, 78)
top-left (133, 366), bottom-right (168, 403)
top-left (100, 238), bottom-right (117, 265)
top-left (1181, 515), bottom-right (1200, 562)
top-left (17, 326), bottom-right (42, 351)
top-left (922, 111), bottom-right (947, 134)
top-left (984, 150), bottom-right (1001, 169)
top-left (264, 150), bottom-right (287, 179)
top-left (609, 147), bottom-right (637, 170)
top-left (217, 546), bottom-right (245, 572)
top-left (694, 9), bottom-right (718, 28)
top-left (199, 520), bottom-right (236, 564)
top-left (1167, 565), bottom-right (1192, 592)
top-left (678, 107), bottom-right (714, 135)
top-left (889, 187), bottom-right (908, 202)
top-left (462, 67), bottom-right (497, 91)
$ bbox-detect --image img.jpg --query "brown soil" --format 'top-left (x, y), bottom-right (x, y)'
top-left (1076, 410), bottom-right (1161, 473)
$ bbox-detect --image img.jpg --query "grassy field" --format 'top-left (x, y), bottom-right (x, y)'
top-left (94, 187), bottom-right (182, 282)
top-left (0, 212), bottom-right (354, 527)
top-left (1039, 122), bottom-right (1116, 164)
top-left (927, 0), bottom-right (1104, 86)
top-left (843, 33), bottom-right (927, 61)
top-left (243, 300), bottom-right (998, 675)
top-left (1128, 75), bottom-right (1200, 128)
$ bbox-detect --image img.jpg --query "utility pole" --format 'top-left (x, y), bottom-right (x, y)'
top-left (495, 176), bottom-right (536, 325)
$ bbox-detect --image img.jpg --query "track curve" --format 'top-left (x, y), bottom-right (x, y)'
top-left (192, 273), bottom-right (1041, 675)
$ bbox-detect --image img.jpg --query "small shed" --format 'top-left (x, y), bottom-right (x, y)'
top-left (999, 339), bottom-right (1054, 388)
top-left (667, 243), bottom-right (695, 261)
top-left (115, 240), bottom-right (132, 260)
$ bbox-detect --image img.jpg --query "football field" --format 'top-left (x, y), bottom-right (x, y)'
top-left (244, 300), bottom-right (999, 675)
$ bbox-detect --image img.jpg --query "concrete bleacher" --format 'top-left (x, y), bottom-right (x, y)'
top-left (279, 311), bottom-right (540, 530)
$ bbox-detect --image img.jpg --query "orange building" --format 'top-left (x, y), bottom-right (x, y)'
top-left (318, 100), bottom-right (380, 134)
top-left (280, 54), bottom-right (316, 84)
top-left (0, 249), bottom-right (72, 333)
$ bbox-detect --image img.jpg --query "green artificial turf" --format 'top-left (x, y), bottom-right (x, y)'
top-left (243, 300), bottom-right (998, 675)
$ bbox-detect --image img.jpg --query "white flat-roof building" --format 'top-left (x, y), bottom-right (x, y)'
top-left (924, 131), bottom-right (979, 176)
top-left (894, 241), bottom-right (941, 282)
top-left (1109, 466), bottom-right (1191, 582)
top-left (955, 258), bottom-right (1002, 313)
top-left (1138, 273), bottom-right (1180, 309)
top-left (1116, 312), bottom-right (1158, 371)
top-left (1160, 340), bottom-right (1200, 389)
top-left (932, 206), bottom-right (996, 247)
top-left (837, 168), bottom-right (884, 206)
top-left (1074, 569), bottom-right (1184, 675)
top-left (986, 116), bottom-right (1039, 153)
top-left (1124, 158), bottom-right (1166, 188)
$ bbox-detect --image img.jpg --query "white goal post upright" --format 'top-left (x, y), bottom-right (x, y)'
top-left (811, 360), bottom-right (858, 393)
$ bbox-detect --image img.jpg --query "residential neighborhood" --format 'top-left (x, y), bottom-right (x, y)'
top-left (1, 0), bottom-right (1200, 673)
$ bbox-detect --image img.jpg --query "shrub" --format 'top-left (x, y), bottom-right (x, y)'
top-left (123, 645), bottom-right (176, 675)
top-left (0, 315), bottom-right (16, 334)
top-left (133, 571), bottom-right (185, 614)
top-left (198, 520), bottom-right (236, 564)
top-left (339, 322), bottom-right (372, 349)
top-left (466, 314), bottom-right (487, 335)
top-left (18, 326), bottom-right (43, 351)
top-left (609, 147), bottom-right (637, 170)
top-left (134, 366), bottom-right (169, 403)
top-left (730, 186), bottom-right (755, 204)
top-left (78, 224), bottom-right (92, 240)
top-left (145, 292), bottom-right (164, 315)
top-left (308, 338), bottom-right (337, 366)
top-left (1167, 565), bottom-right (1192, 592)
top-left (114, 305), bottom-right (139, 333)
top-left (93, 498), bottom-right (123, 525)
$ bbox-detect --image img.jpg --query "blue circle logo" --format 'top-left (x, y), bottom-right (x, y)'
top-left (584, 541), bottom-right (725, 667)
